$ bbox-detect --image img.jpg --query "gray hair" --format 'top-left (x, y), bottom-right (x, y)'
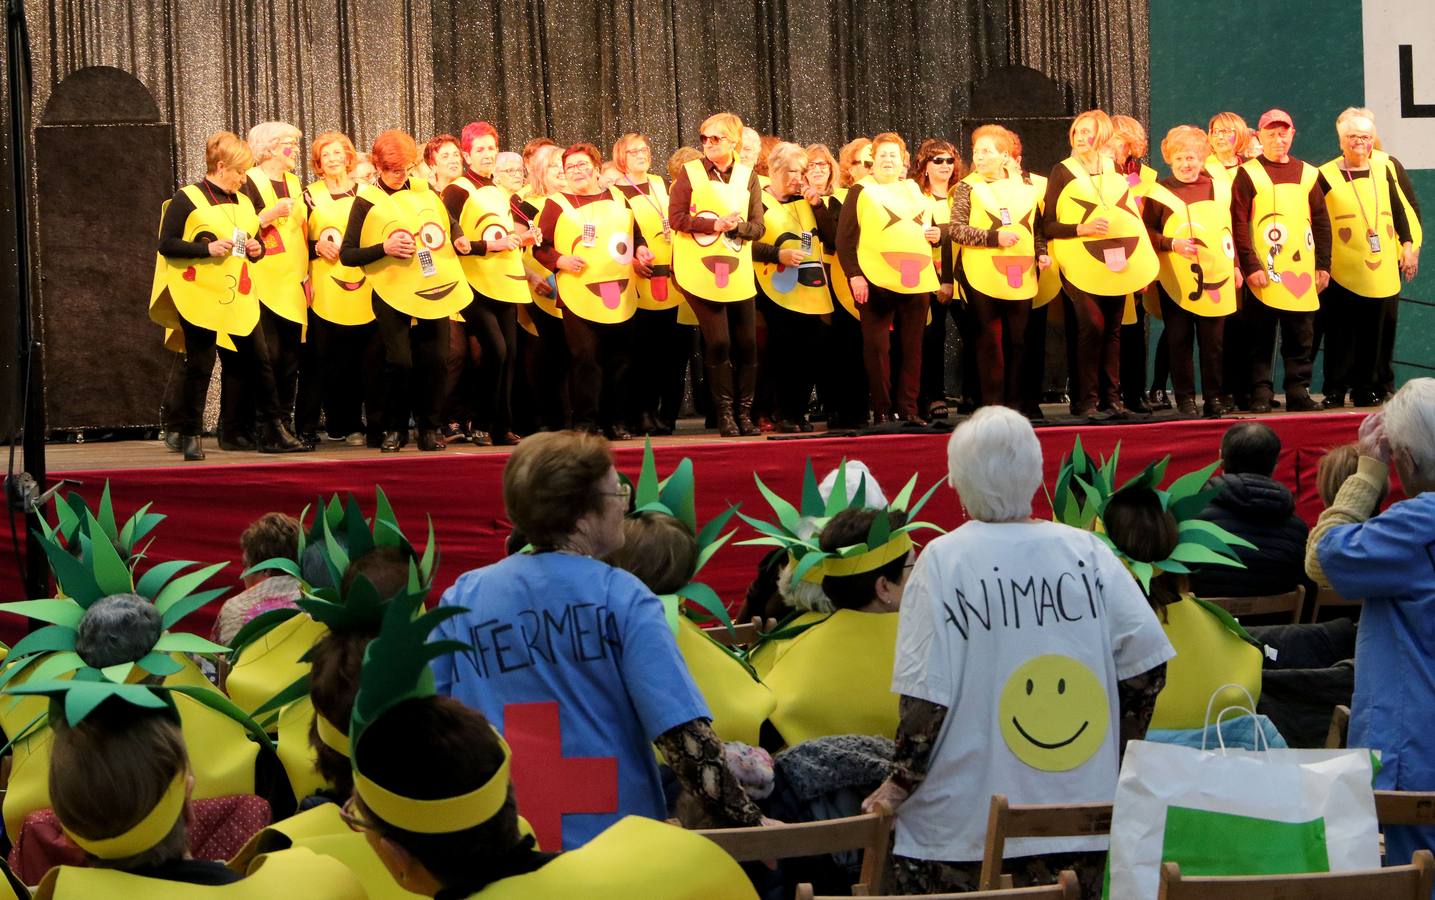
top-left (247, 121), bottom-right (301, 164)
top-left (946, 406), bottom-right (1043, 522)
top-left (766, 141), bottom-right (807, 177)
top-left (76, 594), bottom-right (163, 668)
top-left (1383, 378), bottom-right (1435, 477)
top-left (1335, 107), bottom-right (1377, 137)
top-left (495, 151), bottom-right (522, 170)
top-left (777, 560), bottom-right (835, 613)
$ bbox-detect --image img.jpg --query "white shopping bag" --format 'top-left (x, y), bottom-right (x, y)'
top-left (1106, 687), bottom-right (1380, 900)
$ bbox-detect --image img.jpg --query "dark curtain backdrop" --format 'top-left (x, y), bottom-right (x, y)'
top-left (22, 0), bottom-right (1144, 183)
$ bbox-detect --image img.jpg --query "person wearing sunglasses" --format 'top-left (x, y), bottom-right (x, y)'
top-left (913, 139), bottom-right (962, 420)
top-left (668, 112), bottom-right (766, 437)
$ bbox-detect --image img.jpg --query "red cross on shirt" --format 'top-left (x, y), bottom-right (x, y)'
top-left (504, 701), bottom-right (619, 850)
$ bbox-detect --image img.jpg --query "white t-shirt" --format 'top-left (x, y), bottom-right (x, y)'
top-left (891, 520), bottom-right (1174, 861)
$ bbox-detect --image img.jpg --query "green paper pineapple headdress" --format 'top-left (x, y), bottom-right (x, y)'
top-left (736, 458), bottom-right (944, 587)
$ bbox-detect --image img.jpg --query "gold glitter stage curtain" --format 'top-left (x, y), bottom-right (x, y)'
top-left (431, 0), bottom-right (1147, 163)
top-left (25, 0), bottom-right (435, 183)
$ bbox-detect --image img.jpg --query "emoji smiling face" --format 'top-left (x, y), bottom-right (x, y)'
top-left (998, 654), bottom-right (1109, 772)
top-left (1052, 168), bottom-right (1159, 295)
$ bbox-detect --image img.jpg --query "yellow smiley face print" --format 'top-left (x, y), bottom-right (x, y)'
top-left (998, 654), bottom-right (1108, 772)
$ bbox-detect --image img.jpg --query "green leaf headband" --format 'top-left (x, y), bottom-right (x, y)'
top-left (737, 458), bottom-right (944, 587)
top-left (348, 590), bottom-right (508, 834)
top-left (629, 438), bottom-right (742, 633)
top-left (40, 481), bottom-right (166, 569)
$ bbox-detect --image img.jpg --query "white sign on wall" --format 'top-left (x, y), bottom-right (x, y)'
top-left (1363, 1), bottom-right (1435, 169)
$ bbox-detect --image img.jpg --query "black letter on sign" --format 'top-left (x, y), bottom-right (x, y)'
top-left (1400, 45), bottom-right (1435, 118)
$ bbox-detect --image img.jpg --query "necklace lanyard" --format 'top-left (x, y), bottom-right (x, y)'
top-left (1341, 160), bottom-right (1380, 237)
top-left (1081, 159), bottom-right (1109, 209)
top-left (201, 180), bottom-right (239, 228)
top-left (622, 173), bottom-right (668, 222)
top-left (510, 195), bottom-right (533, 228)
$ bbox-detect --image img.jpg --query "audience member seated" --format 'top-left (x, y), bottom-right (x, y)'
top-left (1306, 378), bottom-right (1435, 868)
top-left (1188, 422), bottom-right (1311, 600)
top-left (212, 512), bottom-right (302, 645)
top-left (861, 407), bottom-right (1172, 896)
top-left (762, 506), bottom-right (910, 748)
top-left (606, 511), bottom-right (776, 747)
top-left (431, 430), bottom-right (765, 850)
top-left (1316, 442), bottom-right (1391, 511)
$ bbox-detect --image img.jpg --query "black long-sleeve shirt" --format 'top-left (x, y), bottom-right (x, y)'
top-left (1230, 155), bottom-right (1332, 277)
top-left (158, 179), bottom-right (264, 261)
top-left (1141, 175), bottom-right (1216, 252)
top-left (667, 156), bottom-right (764, 242)
top-left (440, 168), bottom-right (496, 256)
top-left (751, 192), bottom-right (837, 265)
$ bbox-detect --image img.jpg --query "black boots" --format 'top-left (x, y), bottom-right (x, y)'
top-left (259, 419), bottom-right (309, 453)
top-left (380, 431), bottom-right (403, 452)
top-left (180, 434), bottom-right (205, 461)
top-left (417, 429), bottom-right (446, 451)
top-left (708, 363), bottom-right (739, 437)
top-left (735, 364), bottom-right (759, 436)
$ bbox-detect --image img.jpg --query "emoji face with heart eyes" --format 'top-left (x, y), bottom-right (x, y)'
top-left (998, 654), bottom-right (1109, 772)
top-left (1328, 208), bottom-right (1400, 298)
top-left (1052, 168), bottom-right (1159, 296)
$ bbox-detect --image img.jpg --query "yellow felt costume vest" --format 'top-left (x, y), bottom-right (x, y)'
top-left (246, 169), bottom-right (309, 324)
top-left (1029, 172), bottom-right (1062, 308)
top-left (35, 846), bottom-right (365, 900)
top-left (763, 609), bottom-right (900, 746)
top-left (755, 191), bottom-right (832, 314)
top-left (746, 610), bottom-right (827, 679)
top-left (853, 177), bottom-right (940, 295)
top-left (472, 816), bottom-right (757, 899)
top-left (274, 696), bottom-right (328, 803)
top-left (357, 179), bottom-right (470, 319)
top-left (960, 173), bottom-right (1042, 301)
top-left (625, 174), bottom-right (687, 312)
top-left (1147, 180), bottom-right (1238, 317)
top-left (0, 657), bottom-right (258, 839)
top-left (454, 178), bottom-right (532, 305)
top-left (551, 189), bottom-right (639, 324)
top-left (674, 618), bottom-right (775, 746)
top-left (150, 185), bottom-right (262, 341)
top-left (1148, 597), bottom-right (1263, 731)
top-left (826, 190), bottom-right (860, 318)
top-left (672, 158), bottom-right (756, 302)
top-left (520, 196), bottom-right (562, 321)
top-left (226, 613), bottom-right (328, 718)
top-left (306, 182), bottom-right (374, 325)
top-left (1319, 153), bottom-right (1403, 298)
top-left (928, 189), bottom-right (952, 272)
top-left (231, 803), bottom-right (426, 899)
top-left (1243, 158), bottom-right (1320, 312)
top-left (1050, 158), bottom-right (1158, 296)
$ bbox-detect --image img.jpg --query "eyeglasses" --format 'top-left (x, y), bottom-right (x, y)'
top-left (700, 134), bottom-right (728, 145)
top-left (930, 156), bottom-right (955, 165)
top-left (564, 161), bottom-right (595, 173)
top-left (340, 795), bottom-right (380, 833)
top-left (628, 147), bottom-right (651, 156)
top-left (807, 161), bottom-right (830, 169)
top-left (604, 483), bottom-right (633, 503)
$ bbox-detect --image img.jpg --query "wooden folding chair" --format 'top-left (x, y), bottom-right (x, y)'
top-left (796, 869), bottom-right (1079, 900)
top-left (697, 813), bottom-right (891, 895)
top-left (1202, 586), bottom-right (1304, 625)
top-left (1324, 704), bottom-right (1350, 749)
top-left (1376, 790), bottom-right (1435, 827)
top-left (1309, 586), bottom-right (1362, 623)
top-left (1158, 848), bottom-right (1434, 899)
top-left (979, 794), bottom-right (1112, 890)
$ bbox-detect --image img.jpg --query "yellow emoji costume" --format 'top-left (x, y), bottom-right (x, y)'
top-left (357, 178), bottom-right (469, 319)
top-left (755, 192), bottom-right (833, 314)
top-left (852, 177), bottom-right (940, 294)
top-left (622, 173), bottom-right (688, 312)
top-left (306, 181), bottom-right (373, 325)
top-left (246, 169), bottom-right (310, 325)
top-left (1241, 158), bottom-right (1320, 312)
top-left (1319, 151), bottom-right (1404, 298)
top-left (149, 184), bottom-right (262, 342)
top-left (34, 847), bottom-right (366, 900)
top-left (549, 188), bottom-right (640, 323)
top-left (453, 178), bottom-right (533, 305)
top-left (672, 158), bottom-right (755, 302)
top-left (826, 189), bottom-right (860, 318)
top-left (1050, 158), bottom-right (1158, 296)
top-left (960, 173), bottom-right (1043, 301)
top-left (1145, 180), bottom-right (1238, 317)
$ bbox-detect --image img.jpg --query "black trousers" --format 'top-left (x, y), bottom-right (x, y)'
top-left (463, 294), bottom-right (519, 435)
top-left (1119, 303), bottom-right (1148, 405)
top-left (372, 297), bottom-right (450, 432)
top-left (966, 286), bottom-right (1030, 409)
top-left (257, 305), bottom-right (302, 425)
top-left (632, 306), bottom-right (693, 428)
top-left (687, 295), bottom-right (757, 371)
top-left (919, 298), bottom-right (959, 412)
top-left (1377, 297), bottom-right (1400, 395)
top-left (1061, 277), bottom-right (1124, 410)
top-left (562, 314), bottom-right (635, 430)
top-left (529, 308), bottom-right (569, 430)
top-left (756, 294), bottom-right (822, 423)
top-left (1019, 300), bottom-right (1050, 414)
top-left (1223, 287), bottom-right (1256, 404)
top-left (174, 317), bottom-right (277, 436)
top-left (1158, 292), bottom-right (1225, 404)
top-left (1243, 299), bottom-right (1314, 397)
top-left (302, 316), bottom-right (376, 438)
top-left (860, 285), bottom-right (930, 418)
top-left (1319, 282), bottom-right (1394, 400)
top-left (819, 308), bottom-right (869, 426)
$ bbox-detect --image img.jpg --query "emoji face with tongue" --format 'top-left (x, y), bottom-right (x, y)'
top-left (854, 178), bottom-right (940, 295)
top-left (960, 173), bottom-right (1043, 300)
top-left (553, 195), bottom-right (639, 324)
top-left (1156, 219), bottom-right (1237, 317)
top-left (1052, 173), bottom-right (1159, 296)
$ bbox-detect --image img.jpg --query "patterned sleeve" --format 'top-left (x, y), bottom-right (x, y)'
top-left (654, 718), bottom-right (764, 827)
top-left (1117, 662), bottom-right (1166, 759)
top-left (890, 695), bottom-right (950, 791)
top-left (947, 182), bottom-right (998, 247)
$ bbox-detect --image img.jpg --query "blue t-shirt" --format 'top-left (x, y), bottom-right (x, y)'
top-left (1318, 492), bottom-right (1435, 792)
top-left (431, 552), bottom-right (709, 849)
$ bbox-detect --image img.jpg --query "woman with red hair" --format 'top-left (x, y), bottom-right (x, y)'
top-left (340, 129), bottom-right (472, 453)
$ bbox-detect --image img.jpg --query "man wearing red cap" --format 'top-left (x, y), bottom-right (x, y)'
top-left (1230, 109), bottom-right (1332, 413)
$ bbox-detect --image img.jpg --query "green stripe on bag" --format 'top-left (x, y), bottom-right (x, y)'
top-left (1162, 806), bottom-right (1330, 875)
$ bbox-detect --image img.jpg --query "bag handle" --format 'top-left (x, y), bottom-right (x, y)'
top-left (1209, 704), bottom-right (1272, 755)
top-left (1200, 683), bottom-right (1260, 753)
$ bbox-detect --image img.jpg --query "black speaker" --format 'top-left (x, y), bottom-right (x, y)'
top-left (35, 65), bottom-right (175, 430)
top-left (956, 65), bottom-right (1074, 176)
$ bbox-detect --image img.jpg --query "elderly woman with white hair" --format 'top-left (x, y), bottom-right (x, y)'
top-left (1315, 107), bottom-right (1423, 409)
top-left (862, 406), bottom-right (1173, 895)
top-left (1306, 377), bottom-right (1435, 872)
top-left (242, 121), bottom-right (310, 450)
